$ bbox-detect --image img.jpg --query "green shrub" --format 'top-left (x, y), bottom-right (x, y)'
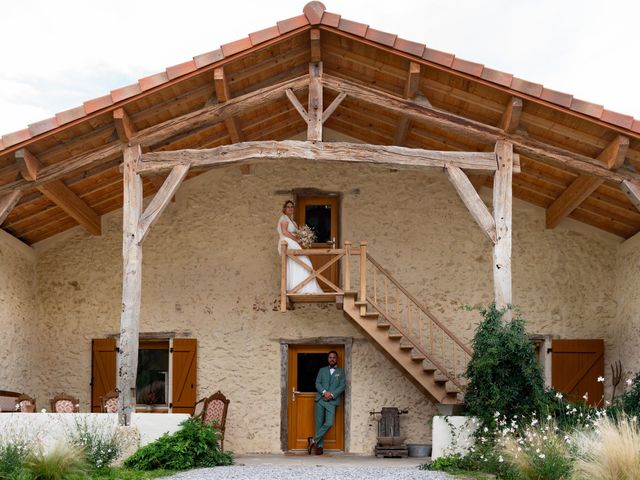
top-left (464, 303), bottom-right (547, 431)
top-left (24, 443), bottom-right (89, 480)
top-left (124, 418), bottom-right (232, 471)
top-left (614, 372), bottom-right (640, 418)
top-left (68, 417), bottom-right (120, 470)
top-left (0, 443), bottom-right (30, 480)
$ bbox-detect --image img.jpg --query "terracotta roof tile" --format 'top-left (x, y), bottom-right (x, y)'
top-left (452, 57), bottom-right (484, 77)
top-left (2, 129), bottom-right (31, 148)
top-left (303, 1), bottom-right (326, 25)
top-left (249, 26), bottom-right (281, 46)
top-left (166, 60), bottom-right (197, 80)
top-left (422, 47), bottom-right (454, 67)
top-left (540, 88), bottom-right (572, 108)
top-left (84, 95), bottom-right (113, 114)
top-left (194, 49), bottom-right (224, 68)
top-left (138, 72), bottom-right (169, 92)
top-left (276, 15), bottom-right (309, 34)
top-left (570, 98), bottom-right (604, 118)
top-left (511, 77), bottom-right (543, 97)
top-left (480, 67), bottom-right (513, 87)
top-left (365, 28), bottom-right (397, 47)
top-left (221, 37), bottom-right (253, 57)
top-left (111, 83), bottom-right (142, 103)
top-left (28, 117), bottom-right (59, 137)
top-left (632, 120), bottom-right (640, 134)
top-left (55, 105), bottom-right (86, 125)
top-left (394, 37), bottom-right (425, 57)
top-left (320, 11), bottom-right (340, 27)
top-left (338, 18), bottom-right (368, 37)
top-left (601, 109), bottom-right (634, 130)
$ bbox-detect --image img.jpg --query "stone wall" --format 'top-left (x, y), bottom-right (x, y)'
top-left (12, 160), bottom-right (623, 452)
top-left (612, 232), bottom-right (640, 383)
top-left (0, 229), bottom-right (36, 398)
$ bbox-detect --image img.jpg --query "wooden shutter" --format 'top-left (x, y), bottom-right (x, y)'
top-left (552, 339), bottom-right (604, 406)
top-left (171, 338), bottom-right (197, 414)
top-left (91, 338), bottom-right (117, 412)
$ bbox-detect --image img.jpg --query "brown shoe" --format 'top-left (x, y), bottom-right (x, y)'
top-left (315, 447), bottom-right (324, 455)
top-left (307, 437), bottom-right (315, 455)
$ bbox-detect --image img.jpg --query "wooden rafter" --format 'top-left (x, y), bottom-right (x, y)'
top-left (214, 67), bottom-right (244, 143)
top-left (446, 165), bottom-right (496, 244)
top-left (14, 148), bottom-right (101, 235)
top-left (546, 135), bottom-right (630, 229)
top-left (0, 190), bottom-right (21, 225)
top-left (500, 97), bottom-right (523, 133)
top-left (308, 62), bottom-right (323, 141)
top-left (321, 74), bottom-right (640, 185)
top-left (310, 28), bottom-right (321, 62)
top-left (394, 62), bottom-right (422, 146)
top-left (113, 108), bottom-right (136, 143)
top-left (622, 180), bottom-right (640, 212)
top-left (136, 140), bottom-right (513, 175)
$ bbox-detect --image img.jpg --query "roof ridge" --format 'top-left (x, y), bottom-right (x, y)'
top-left (1, 1), bottom-right (638, 153)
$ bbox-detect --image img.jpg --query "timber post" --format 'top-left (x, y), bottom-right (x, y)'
top-left (493, 141), bottom-right (514, 319)
top-left (117, 144), bottom-right (143, 425)
top-left (344, 240), bottom-right (351, 292)
top-left (280, 241), bottom-right (288, 312)
top-left (359, 241), bottom-right (367, 316)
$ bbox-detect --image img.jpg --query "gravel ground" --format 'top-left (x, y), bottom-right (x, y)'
top-left (160, 466), bottom-right (455, 480)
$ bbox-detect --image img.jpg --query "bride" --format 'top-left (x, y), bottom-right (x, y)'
top-left (277, 200), bottom-right (323, 294)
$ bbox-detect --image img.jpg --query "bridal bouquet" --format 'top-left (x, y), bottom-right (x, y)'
top-left (297, 225), bottom-right (317, 248)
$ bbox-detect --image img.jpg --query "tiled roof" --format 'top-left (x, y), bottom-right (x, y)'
top-left (1, 1), bottom-right (639, 152)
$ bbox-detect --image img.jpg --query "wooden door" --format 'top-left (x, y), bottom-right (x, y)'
top-left (171, 338), bottom-right (197, 414)
top-left (287, 345), bottom-right (345, 452)
top-left (91, 338), bottom-right (117, 412)
top-left (295, 196), bottom-right (339, 291)
top-left (552, 339), bottom-right (604, 407)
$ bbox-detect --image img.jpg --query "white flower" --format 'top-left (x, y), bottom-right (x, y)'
top-left (547, 415), bottom-right (552, 420)
top-left (597, 376), bottom-right (605, 383)
top-left (555, 392), bottom-right (563, 399)
top-left (498, 455), bottom-right (504, 463)
top-left (626, 378), bottom-right (633, 386)
top-left (40, 408), bottom-right (46, 413)
top-left (539, 453), bottom-right (546, 459)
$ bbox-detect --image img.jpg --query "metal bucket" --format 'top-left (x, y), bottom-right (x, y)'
top-left (407, 443), bottom-right (431, 457)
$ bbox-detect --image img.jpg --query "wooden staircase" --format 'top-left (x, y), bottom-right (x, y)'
top-left (280, 240), bottom-right (471, 405)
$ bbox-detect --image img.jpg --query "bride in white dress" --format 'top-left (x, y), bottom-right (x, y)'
top-left (277, 200), bottom-right (323, 294)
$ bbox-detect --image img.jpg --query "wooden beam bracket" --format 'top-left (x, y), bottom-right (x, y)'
top-left (0, 190), bottom-right (22, 225)
top-left (113, 108), bottom-right (136, 143)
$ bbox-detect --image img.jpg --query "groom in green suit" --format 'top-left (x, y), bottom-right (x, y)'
top-left (307, 350), bottom-right (346, 455)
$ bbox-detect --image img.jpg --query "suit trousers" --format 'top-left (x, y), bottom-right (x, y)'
top-left (313, 399), bottom-right (336, 447)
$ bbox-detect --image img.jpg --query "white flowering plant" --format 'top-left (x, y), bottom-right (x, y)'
top-left (296, 224), bottom-right (317, 249)
top-left (67, 417), bottom-right (120, 469)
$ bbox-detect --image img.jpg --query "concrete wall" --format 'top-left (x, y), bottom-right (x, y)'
top-left (612, 232), bottom-right (640, 382)
top-left (0, 159), bottom-right (624, 452)
top-left (0, 229), bottom-right (36, 398)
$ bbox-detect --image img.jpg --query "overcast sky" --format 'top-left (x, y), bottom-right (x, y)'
top-left (1, 0), bottom-right (637, 136)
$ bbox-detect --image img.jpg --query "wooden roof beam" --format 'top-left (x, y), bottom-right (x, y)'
top-left (621, 180), bottom-right (640, 212)
top-left (214, 67), bottom-right (244, 144)
top-left (546, 135), bottom-right (630, 228)
top-left (14, 148), bottom-right (101, 235)
top-left (15, 148), bottom-right (38, 181)
top-left (0, 190), bottom-right (21, 225)
top-left (394, 62), bottom-right (424, 147)
top-left (321, 74), bottom-right (640, 185)
top-left (136, 140), bottom-right (509, 175)
top-left (310, 28), bottom-right (321, 63)
top-left (113, 108), bottom-right (136, 143)
top-left (500, 97), bottom-right (523, 134)
top-left (308, 62), bottom-right (323, 141)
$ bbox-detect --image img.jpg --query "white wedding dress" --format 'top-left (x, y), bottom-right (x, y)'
top-left (277, 214), bottom-right (323, 294)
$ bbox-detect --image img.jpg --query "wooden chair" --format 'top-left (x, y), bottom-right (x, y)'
top-left (0, 390), bottom-right (21, 412)
top-left (50, 393), bottom-right (80, 413)
top-left (192, 397), bottom-right (206, 419)
top-left (15, 394), bottom-right (36, 413)
top-left (100, 389), bottom-right (119, 413)
top-left (201, 391), bottom-right (230, 451)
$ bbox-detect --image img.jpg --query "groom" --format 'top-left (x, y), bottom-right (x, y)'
top-left (307, 350), bottom-right (346, 455)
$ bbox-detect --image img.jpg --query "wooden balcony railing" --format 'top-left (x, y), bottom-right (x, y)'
top-left (280, 240), bottom-right (472, 387)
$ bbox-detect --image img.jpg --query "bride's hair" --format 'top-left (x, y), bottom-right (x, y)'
top-left (282, 200), bottom-right (294, 213)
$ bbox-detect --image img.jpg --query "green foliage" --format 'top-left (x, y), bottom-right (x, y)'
top-left (24, 443), bottom-right (89, 480)
top-left (464, 303), bottom-right (547, 430)
top-left (614, 372), bottom-right (640, 418)
top-left (542, 390), bottom-right (601, 433)
top-left (0, 443), bottom-right (30, 480)
top-left (87, 467), bottom-right (175, 479)
top-left (124, 418), bottom-right (232, 471)
top-left (68, 417), bottom-right (120, 470)
top-left (422, 448), bottom-right (522, 479)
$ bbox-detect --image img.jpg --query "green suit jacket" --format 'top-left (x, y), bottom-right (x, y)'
top-left (315, 366), bottom-right (346, 406)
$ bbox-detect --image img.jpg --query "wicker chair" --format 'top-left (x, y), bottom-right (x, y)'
top-left (50, 393), bottom-right (80, 413)
top-left (100, 389), bottom-right (119, 413)
top-left (200, 391), bottom-right (230, 451)
top-left (15, 394), bottom-right (36, 413)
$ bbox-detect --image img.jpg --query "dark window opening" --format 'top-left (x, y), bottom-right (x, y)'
top-left (136, 341), bottom-right (169, 405)
top-left (297, 353), bottom-right (330, 392)
top-left (304, 205), bottom-right (332, 243)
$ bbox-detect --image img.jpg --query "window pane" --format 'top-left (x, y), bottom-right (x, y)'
top-left (136, 348), bottom-right (169, 405)
top-left (304, 205), bottom-right (332, 243)
top-left (297, 353), bottom-right (329, 392)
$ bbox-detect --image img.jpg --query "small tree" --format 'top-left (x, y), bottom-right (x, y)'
top-left (464, 303), bottom-right (547, 429)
